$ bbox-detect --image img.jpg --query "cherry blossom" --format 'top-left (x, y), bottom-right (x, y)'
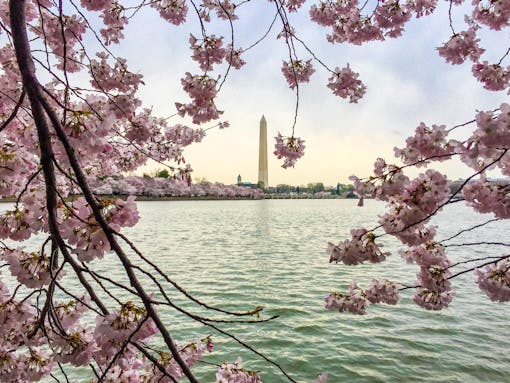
top-left (226, 44), bottom-right (246, 69)
top-left (412, 289), bottom-right (454, 310)
top-left (200, 0), bottom-right (238, 21)
top-left (150, 0), bottom-right (188, 25)
top-left (476, 259), bottom-right (510, 302)
top-left (471, 61), bottom-right (510, 91)
top-left (365, 279), bottom-right (400, 305)
top-left (4, 248), bottom-right (54, 288)
top-left (393, 123), bottom-right (455, 166)
top-left (274, 133), bottom-right (306, 168)
top-left (463, 179), bottom-right (510, 218)
top-left (176, 72), bottom-right (223, 124)
top-left (374, 0), bottom-right (412, 38)
top-left (472, 0), bottom-right (510, 30)
top-left (324, 282), bottom-right (369, 315)
top-left (281, 59), bottom-right (315, 88)
top-left (100, 2), bottom-right (129, 45)
top-left (409, 0), bottom-right (438, 17)
top-left (284, 0), bottom-right (306, 12)
top-left (189, 34), bottom-right (227, 71)
top-left (327, 65), bottom-right (366, 103)
top-left (214, 358), bottom-right (262, 383)
top-left (327, 228), bottom-right (389, 265)
top-left (437, 27), bottom-right (485, 65)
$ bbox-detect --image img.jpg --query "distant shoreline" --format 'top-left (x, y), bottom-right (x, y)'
top-left (0, 194), bottom-right (354, 203)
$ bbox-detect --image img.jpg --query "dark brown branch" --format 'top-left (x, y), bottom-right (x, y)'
top-left (132, 263), bottom-right (279, 324)
top-left (439, 218), bottom-right (501, 243)
top-left (132, 343), bottom-right (178, 383)
top-left (98, 316), bottom-right (150, 383)
top-left (0, 89), bottom-right (25, 133)
top-left (444, 241), bottom-right (510, 248)
top-left (114, 230), bottom-right (264, 317)
top-left (448, 254), bottom-right (510, 280)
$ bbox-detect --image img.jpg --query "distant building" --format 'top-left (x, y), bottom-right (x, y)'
top-left (258, 115), bottom-right (268, 189)
top-left (236, 174), bottom-right (258, 188)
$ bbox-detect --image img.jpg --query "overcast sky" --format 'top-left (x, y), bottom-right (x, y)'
top-left (114, 2), bottom-right (506, 186)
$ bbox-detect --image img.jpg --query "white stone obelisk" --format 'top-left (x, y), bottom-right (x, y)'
top-left (258, 115), bottom-right (268, 189)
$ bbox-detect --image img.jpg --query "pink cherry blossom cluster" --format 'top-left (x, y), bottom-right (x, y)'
top-left (0, 276), bottom-right (53, 381)
top-left (54, 297), bottom-right (91, 331)
top-left (463, 179), bottom-right (510, 219)
top-left (190, 34), bottom-right (227, 71)
top-left (0, 285), bottom-right (216, 381)
top-left (471, 61), bottom-right (510, 91)
top-left (0, 140), bottom-right (38, 197)
top-left (309, 0), bottom-right (383, 44)
top-left (176, 72), bottom-right (222, 124)
top-left (0, 192), bottom-right (47, 241)
top-left (412, 289), bottom-right (454, 310)
top-left (60, 196), bottom-right (139, 262)
top-left (379, 170), bottom-right (449, 245)
top-left (327, 66), bottom-right (366, 103)
top-left (400, 242), bottom-right (450, 268)
top-left (226, 44), bottom-right (246, 69)
top-left (365, 278), bottom-right (401, 305)
top-left (93, 302), bottom-right (158, 364)
top-left (284, 0), bottom-right (307, 12)
top-left (0, 347), bottom-right (55, 382)
top-left (89, 53), bottom-right (144, 94)
top-left (327, 228), bottom-right (389, 265)
top-left (476, 259), bottom-right (510, 302)
top-left (437, 27), bottom-right (485, 65)
top-left (200, 0), bottom-right (238, 21)
top-left (3, 248), bottom-right (54, 288)
top-left (349, 158), bottom-right (410, 205)
top-left (373, 0), bottom-right (412, 38)
top-left (32, 11), bottom-right (87, 72)
top-left (335, 102), bottom-right (509, 314)
top-left (324, 287), bottom-right (368, 315)
top-left (456, 103), bottom-right (510, 174)
top-left (214, 358), bottom-right (262, 383)
top-left (393, 123), bottom-right (455, 166)
top-left (412, 0), bottom-right (440, 17)
top-left (79, 0), bottom-right (110, 12)
top-left (165, 124), bottom-right (206, 147)
top-left (274, 133), bottom-right (306, 168)
top-left (472, 0), bottom-right (510, 30)
top-left (325, 279), bottom-right (399, 315)
top-left (351, 166), bottom-right (448, 246)
top-left (99, 2), bottom-right (129, 45)
top-left (405, 244), bottom-right (453, 310)
top-left (150, 0), bottom-right (188, 25)
top-left (281, 59), bottom-right (315, 89)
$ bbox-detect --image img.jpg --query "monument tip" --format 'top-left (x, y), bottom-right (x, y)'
top-left (260, 115), bottom-right (266, 123)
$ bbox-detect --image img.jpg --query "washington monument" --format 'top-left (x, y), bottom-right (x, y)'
top-left (258, 115), bottom-right (268, 189)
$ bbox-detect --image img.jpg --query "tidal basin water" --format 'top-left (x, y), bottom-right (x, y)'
top-left (116, 199), bottom-right (510, 382)
top-left (4, 199), bottom-right (510, 382)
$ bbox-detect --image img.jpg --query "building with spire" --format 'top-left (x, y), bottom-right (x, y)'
top-left (258, 115), bottom-right (268, 189)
